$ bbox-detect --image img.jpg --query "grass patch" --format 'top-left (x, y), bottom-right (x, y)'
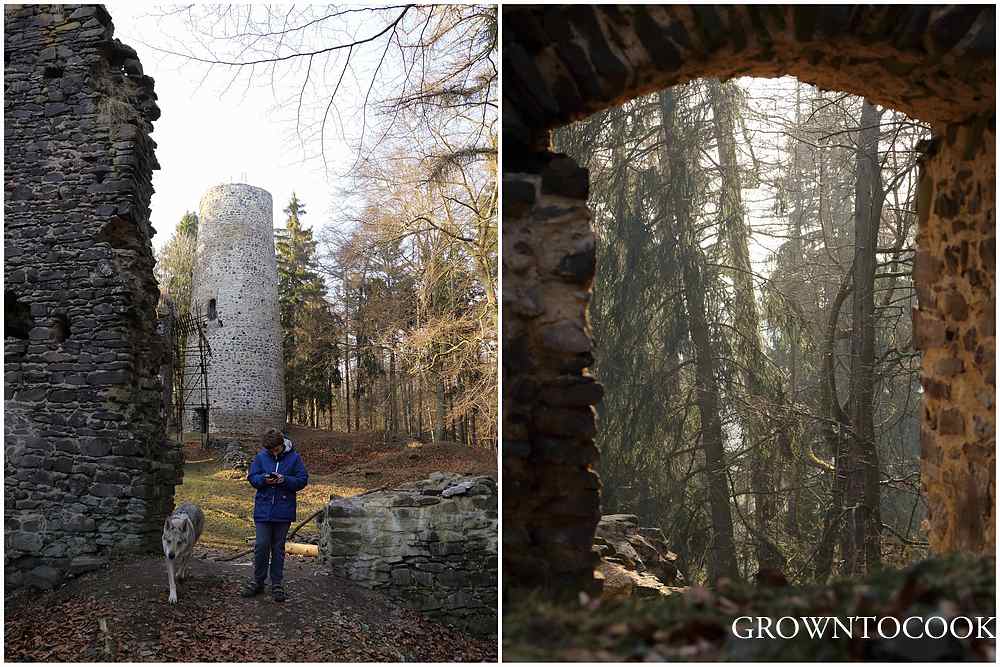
top-left (174, 460), bottom-right (362, 550)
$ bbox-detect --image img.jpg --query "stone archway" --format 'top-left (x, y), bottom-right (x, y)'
top-left (502, 5), bottom-right (995, 593)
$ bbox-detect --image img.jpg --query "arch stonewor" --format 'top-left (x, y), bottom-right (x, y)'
top-left (502, 5), bottom-right (995, 593)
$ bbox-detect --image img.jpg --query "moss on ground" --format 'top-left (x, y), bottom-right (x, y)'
top-left (503, 555), bottom-right (995, 661)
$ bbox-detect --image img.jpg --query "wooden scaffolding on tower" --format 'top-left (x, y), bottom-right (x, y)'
top-left (172, 305), bottom-right (213, 449)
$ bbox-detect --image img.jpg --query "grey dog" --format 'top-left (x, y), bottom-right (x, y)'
top-left (161, 501), bottom-right (205, 604)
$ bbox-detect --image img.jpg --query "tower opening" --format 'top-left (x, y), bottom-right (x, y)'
top-left (5, 292), bottom-right (31, 340)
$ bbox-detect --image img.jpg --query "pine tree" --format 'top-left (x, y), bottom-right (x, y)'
top-left (156, 213), bottom-right (199, 318)
top-left (275, 193), bottom-right (329, 423)
top-left (178, 211), bottom-right (199, 239)
top-left (155, 211), bottom-right (202, 434)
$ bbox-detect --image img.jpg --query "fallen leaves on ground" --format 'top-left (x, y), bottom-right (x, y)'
top-left (283, 426), bottom-right (497, 486)
top-left (183, 426), bottom-right (496, 488)
top-left (5, 548), bottom-right (497, 662)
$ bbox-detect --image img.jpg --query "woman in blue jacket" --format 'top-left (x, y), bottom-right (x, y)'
top-left (240, 428), bottom-right (308, 602)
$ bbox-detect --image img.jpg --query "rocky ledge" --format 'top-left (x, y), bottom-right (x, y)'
top-left (594, 514), bottom-right (685, 600)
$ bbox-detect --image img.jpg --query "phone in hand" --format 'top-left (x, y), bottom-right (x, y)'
top-left (265, 472), bottom-right (278, 482)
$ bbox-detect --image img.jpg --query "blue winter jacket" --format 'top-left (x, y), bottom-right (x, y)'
top-left (248, 437), bottom-right (309, 523)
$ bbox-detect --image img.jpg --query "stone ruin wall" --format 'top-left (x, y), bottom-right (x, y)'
top-left (4, 4), bottom-right (183, 589)
top-left (914, 116), bottom-right (996, 555)
top-left (503, 155), bottom-right (602, 595)
top-left (502, 5), bottom-right (995, 594)
top-left (186, 183), bottom-right (285, 438)
top-left (319, 474), bottom-right (499, 635)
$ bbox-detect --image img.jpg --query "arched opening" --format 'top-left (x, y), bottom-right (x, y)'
top-left (503, 5), bottom-right (994, 595)
top-left (551, 75), bottom-right (932, 585)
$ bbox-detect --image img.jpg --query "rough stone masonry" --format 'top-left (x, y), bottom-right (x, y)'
top-left (502, 5), bottom-right (995, 594)
top-left (320, 473), bottom-right (499, 635)
top-left (186, 183), bottom-right (285, 437)
top-left (4, 4), bottom-right (182, 590)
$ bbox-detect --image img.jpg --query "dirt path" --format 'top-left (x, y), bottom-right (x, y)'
top-left (5, 545), bottom-right (496, 662)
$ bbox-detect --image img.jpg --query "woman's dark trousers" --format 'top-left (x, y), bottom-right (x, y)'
top-left (253, 521), bottom-right (291, 585)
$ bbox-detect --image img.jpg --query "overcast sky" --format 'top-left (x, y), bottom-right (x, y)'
top-left (107, 4), bottom-right (360, 252)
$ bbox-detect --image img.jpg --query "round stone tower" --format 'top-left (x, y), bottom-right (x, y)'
top-left (187, 183), bottom-right (285, 437)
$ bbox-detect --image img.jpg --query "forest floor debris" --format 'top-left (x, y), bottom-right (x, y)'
top-left (5, 547), bottom-right (496, 662)
top-left (503, 555), bottom-right (995, 661)
top-left (5, 426), bottom-right (498, 661)
top-left (278, 425), bottom-right (497, 487)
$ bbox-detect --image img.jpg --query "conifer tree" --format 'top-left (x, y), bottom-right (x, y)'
top-left (275, 194), bottom-right (329, 422)
top-left (177, 211), bottom-right (198, 239)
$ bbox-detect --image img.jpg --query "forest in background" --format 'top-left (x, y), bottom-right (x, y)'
top-left (554, 77), bottom-right (928, 584)
top-left (155, 6), bottom-right (497, 448)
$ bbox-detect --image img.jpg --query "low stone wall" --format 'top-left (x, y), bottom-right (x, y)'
top-left (319, 473), bottom-right (498, 635)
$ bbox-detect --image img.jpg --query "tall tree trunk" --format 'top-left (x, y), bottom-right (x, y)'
top-left (389, 348), bottom-right (398, 434)
top-left (659, 87), bottom-right (740, 583)
top-left (404, 376), bottom-right (412, 435)
top-left (843, 99), bottom-right (882, 576)
top-left (354, 354), bottom-right (361, 433)
top-left (814, 268), bottom-right (852, 581)
top-left (368, 387), bottom-right (374, 430)
top-left (708, 79), bottom-right (784, 573)
top-left (434, 378), bottom-right (446, 442)
top-left (344, 331), bottom-right (351, 433)
top-left (448, 387), bottom-right (456, 440)
top-left (785, 81), bottom-right (805, 540)
top-left (417, 376), bottom-right (424, 436)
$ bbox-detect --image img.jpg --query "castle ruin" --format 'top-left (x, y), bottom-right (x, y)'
top-left (503, 5), bottom-right (995, 594)
top-left (186, 183), bottom-right (285, 438)
top-left (4, 4), bottom-right (182, 590)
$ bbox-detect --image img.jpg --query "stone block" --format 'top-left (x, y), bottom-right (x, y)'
top-left (533, 406), bottom-right (597, 438)
top-left (25, 565), bottom-right (62, 589)
top-left (938, 408), bottom-right (966, 436)
top-left (912, 309), bottom-right (947, 349)
top-left (503, 178), bottom-right (537, 219)
top-left (90, 483), bottom-right (126, 498)
top-left (7, 531), bottom-right (44, 553)
top-left (67, 555), bottom-right (106, 574)
top-left (539, 321), bottom-right (591, 354)
top-left (390, 568), bottom-right (412, 586)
